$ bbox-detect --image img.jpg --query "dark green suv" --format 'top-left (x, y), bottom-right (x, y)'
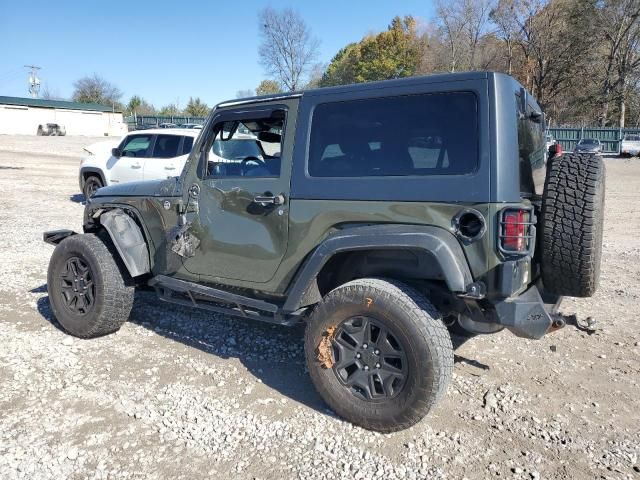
top-left (45, 71), bottom-right (605, 432)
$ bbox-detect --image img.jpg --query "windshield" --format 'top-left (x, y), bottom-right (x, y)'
top-left (212, 139), bottom-right (262, 159)
top-left (624, 134), bottom-right (640, 141)
top-left (579, 139), bottom-right (598, 145)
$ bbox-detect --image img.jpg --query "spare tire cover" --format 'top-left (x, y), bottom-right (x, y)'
top-left (541, 152), bottom-right (605, 297)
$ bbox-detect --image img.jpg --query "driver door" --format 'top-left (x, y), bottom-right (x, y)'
top-left (181, 103), bottom-right (295, 284)
top-left (107, 134), bottom-right (153, 184)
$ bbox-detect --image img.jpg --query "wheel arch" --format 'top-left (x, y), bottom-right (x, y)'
top-left (80, 167), bottom-right (107, 188)
top-left (282, 224), bottom-right (474, 313)
top-left (90, 208), bottom-right (151, 278)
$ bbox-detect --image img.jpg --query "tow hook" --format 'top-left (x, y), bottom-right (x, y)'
top-left (548, 313), bottom-right (597, 335)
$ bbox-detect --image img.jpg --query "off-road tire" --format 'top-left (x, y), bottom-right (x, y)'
top-left (47, 233), bottom-right (134, 338)
top-left (82, 175), bottom-right (103, 199)
top-left (304, 278), bottom-right (453, 432)
top-left (541, 152), bottom-right (605, 297)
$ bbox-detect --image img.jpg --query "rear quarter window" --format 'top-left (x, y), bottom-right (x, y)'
top-left (308, 92), bottom-right (478, 177)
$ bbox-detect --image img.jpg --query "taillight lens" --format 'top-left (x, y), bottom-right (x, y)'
top-left (501, 209), bottom-right (529, 253)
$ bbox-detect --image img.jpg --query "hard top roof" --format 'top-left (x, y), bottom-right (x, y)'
top-left (217, 71), bottom-right (497, 108)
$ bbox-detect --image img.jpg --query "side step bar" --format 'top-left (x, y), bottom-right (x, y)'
top-left (148, 275), bottom-right (303, 326)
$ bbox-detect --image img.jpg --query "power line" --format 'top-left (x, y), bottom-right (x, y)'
top-left (24, 65), bottom-right (41, 98)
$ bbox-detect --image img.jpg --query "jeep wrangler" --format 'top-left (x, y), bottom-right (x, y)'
top-left (44, 72), bottom-right (605, 432)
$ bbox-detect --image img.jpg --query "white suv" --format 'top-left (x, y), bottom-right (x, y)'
top-left (79, 129), bottom-right (200, 198)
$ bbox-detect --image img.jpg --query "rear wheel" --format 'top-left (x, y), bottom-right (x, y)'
top-left (83, 175), bottom-right (103, 199)
top-left (47, 233), bottom-right (134, 338)
top-left (304, 278), bottom-right (453, 432)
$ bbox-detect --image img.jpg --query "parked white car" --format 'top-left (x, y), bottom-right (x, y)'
top-left (620, 134), bottom-right (640, 157)
top-left (79, 129), bottom-right (200, 198)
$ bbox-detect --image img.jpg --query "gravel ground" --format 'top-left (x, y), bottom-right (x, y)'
top-left (0, 135), bottom-right (639, 479)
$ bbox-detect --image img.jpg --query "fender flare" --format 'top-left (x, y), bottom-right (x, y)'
top-left (282, 224), bottom-right (474, 312)
top-left (79, 167), bottom-right (107, 189)
top-left (99, 208), bottom-right (150, 277)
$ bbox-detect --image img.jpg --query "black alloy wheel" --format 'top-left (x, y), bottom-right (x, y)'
top-left (59, 257), bottom-right (95, 315)
top-left (332, 316), bottom-right (408, 401)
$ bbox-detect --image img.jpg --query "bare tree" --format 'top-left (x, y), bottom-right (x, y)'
top-left (462, 0), bottom-right (495, 69)
top-left (435, 0), bottom-right (468, 72)
top-left (594, 0), bottom-right (640, 126)
top-left (236, 89), bottom-right (254, 98)
top-left (41, 84), bottom-right (64, 101)
top-left (258, 7), bottom-right (320, 91)
top-left (490, 0), bottom-right (520, 74)
top-left (72, 74), bottom-right (122, 107)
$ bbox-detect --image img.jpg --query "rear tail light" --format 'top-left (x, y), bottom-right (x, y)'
top-left (499, 208), bottom-right (534, 254)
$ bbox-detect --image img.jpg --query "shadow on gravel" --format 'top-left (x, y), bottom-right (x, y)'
top-left (69, 194), bottom-right (85, 204)
top-left (33, 286), bottom-right (488, 415)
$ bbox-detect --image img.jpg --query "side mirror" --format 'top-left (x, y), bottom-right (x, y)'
top-left (112, 147), bottom-right (122, 158)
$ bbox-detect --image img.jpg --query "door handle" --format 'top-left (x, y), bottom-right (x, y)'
top-left (164, 165), bottom-right (176, 170)
top-left (132, 162), bottom-right (142, 169)
top-left (253, 193), bottom-right (285, 206)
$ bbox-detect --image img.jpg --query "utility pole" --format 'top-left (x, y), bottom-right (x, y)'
top-left (24, 65), bottom-right (41, 98)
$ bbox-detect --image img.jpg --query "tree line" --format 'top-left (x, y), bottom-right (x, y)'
top-left (43, 73), bottom-right (210, 118)
top-left (58, 1), bottom-right (640, 127)
top-left (253, 1), bottom-right (640, 128)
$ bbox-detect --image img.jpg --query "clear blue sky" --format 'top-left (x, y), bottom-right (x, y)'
top-left (0, 0), bottom-right (436, 108)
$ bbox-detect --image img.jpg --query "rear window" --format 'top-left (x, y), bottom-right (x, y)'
top-left (516, 95), bottom-right (545, 195)
top-left (308, 92), bottom-right (478, 177)
top-left (152, 135), bottom-right (181, 158)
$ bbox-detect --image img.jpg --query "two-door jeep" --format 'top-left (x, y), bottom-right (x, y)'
top-left (45, 71), bottom-right (605, 432)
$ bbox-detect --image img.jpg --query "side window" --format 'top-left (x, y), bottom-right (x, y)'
top-left (308, 92), bottom-right (478, 177)
top-left (203, 109), bottom-right (286, 178)
top-left (151, 135), bottom-right (181, 158)
top-left (516, 94), bottom-right (546, 194)
top-left (182, 136), bottom-right (194, 155)
top-left (121, 135), bottom-right (152, 158)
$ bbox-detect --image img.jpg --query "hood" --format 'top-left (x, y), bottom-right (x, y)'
top-left (83, 139), bottom-right (119, 156)
top-left (92, 178), bottom-right (180, 198)
top-left (575, 144), bottom-right (600, 151)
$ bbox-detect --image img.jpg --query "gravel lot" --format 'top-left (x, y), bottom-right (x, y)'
top-left (0, 135), bottom-right (639, 479)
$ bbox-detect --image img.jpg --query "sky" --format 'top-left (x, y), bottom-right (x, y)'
top-left (0, 0), bottom-right (436, 109)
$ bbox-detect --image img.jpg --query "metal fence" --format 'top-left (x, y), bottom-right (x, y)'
top-left (548, 127), bottom-right (640, 154)
top-left (124, 115), bottom-right (206, 130)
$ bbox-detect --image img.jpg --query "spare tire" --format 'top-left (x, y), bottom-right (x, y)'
top-left (541, 152), bottom-right (605, 297)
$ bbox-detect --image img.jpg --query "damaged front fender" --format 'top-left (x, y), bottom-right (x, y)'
top-left (99, 209), bottom-right (150, 277)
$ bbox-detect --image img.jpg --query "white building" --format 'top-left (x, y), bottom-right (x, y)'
top-left (0, 96), bottom-right (127, 136)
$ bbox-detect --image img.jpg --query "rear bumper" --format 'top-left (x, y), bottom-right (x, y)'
top-left (492, 285), bottom-right (558, 339)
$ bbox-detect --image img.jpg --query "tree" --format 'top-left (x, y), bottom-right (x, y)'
top-left (491, 0), bottom-right (520, 75)
top-left (236, 89), bottom-right (254, 98)
top-left (255, 79), bottom-right (283, 96)
top-left (72, 74), bottom-right (122, 107)
top-left (127, 95), bottom-right (156, 115)
top-left (41, 85), bottom-right (64, 101)
top-left (320, 16), bottom-right (423, 86)
top-left (159, 104), bottom-right (181, 116)
top-left (593, 0), bottom-right (640, 126)
top-left (184, 97), bottom-right (209, 117)
top-left (258, 7), bottom-right (320, 91)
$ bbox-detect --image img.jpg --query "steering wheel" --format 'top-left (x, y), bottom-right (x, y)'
top-left (241, 156), bottom-right (265, 175)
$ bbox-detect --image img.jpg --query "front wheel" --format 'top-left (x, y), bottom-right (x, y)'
top-left (304, 278), bottom-right (453, 432)
top-left (82, 175), bottom-right (103, 199)
top-left (47, 233), bottom-right (134, 338)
